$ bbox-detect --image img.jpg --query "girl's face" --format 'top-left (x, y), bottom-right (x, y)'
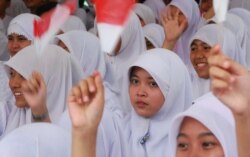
top-left (169, 5), bottom-right (188, 29)
top-left (9, 68), bottom-right (28, 108)
top-left (129, 67), bottom-right (165, 118)
top-left (200, 0), bottom-right (213, 15)
top-left (57, 40), bottom-right (69, 52)
top-left (190, 39), bottom-right (212, 79)
top-left (176, 117), bottom-right (224, 157)
top-left (7, 33), bottom-right (31, 57)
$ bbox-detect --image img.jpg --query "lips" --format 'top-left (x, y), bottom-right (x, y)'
top-left (136, 101), bottom-right (148, 108)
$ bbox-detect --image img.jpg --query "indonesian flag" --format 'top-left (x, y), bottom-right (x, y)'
top-left (213, 0), bottom-right (229, 23)
top-left (94, 0), bottom-right (135, 54)
top-left (34, 0), bottom-right (76, 56)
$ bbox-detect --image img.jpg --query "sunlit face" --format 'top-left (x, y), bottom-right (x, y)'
top-left (169, 5), bottom-right (188, 30)
top-left (190, 39), bottom-right (212, 79)
top-left (23, 0), bottom-right (44, 9)
top-left (129, 67), bottom-right (165, 118)
top-left (145, 38), bottom-right (155, 50)
top-left (176, 117), bottom-right (224, 157)
top-left (7, 33), bottom-right (31, 56)
top-left (200, 0), bottom-right (213, 15)
top-left (57, 40), bottom-right (69, 52)
top-left (9, 68), bottom-right (28, 108)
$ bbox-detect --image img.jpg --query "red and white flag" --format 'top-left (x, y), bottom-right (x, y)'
top-left (94, 0), bottom-right (135, 54)
top-left (34, 0), bottom-right (76, 56)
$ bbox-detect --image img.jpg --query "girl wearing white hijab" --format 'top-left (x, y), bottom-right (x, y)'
top-left (0, 45), bottom-right (83, 138)
top-left (229, 8), bottom-right (250, 69)
top-left (162, 0), bottom-right (201, 71)
top-left (0, 123), bottom-right (71, 157)
top-left (104, 12), bottom-right (146, 113)
top-left (68, 49), bottom-right (193, 157)
top-left (7, 13), bottom-right (40, 56)
top-left (59, 15), bottom-right (86, 34)
top-left (189, 24), bottom-right (245, 99)
top-left (133, 3), bottom-right (156, 26)
top-left (56, 30), bottom-right (106, 78)
top-left (143, 0), bottom-right (166, 22)
top-left (168, 93), bottom-right (237, 157)
top-left (143, 23), bottom-right (165, 49)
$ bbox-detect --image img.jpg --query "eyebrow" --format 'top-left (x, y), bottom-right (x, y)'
top-left (177, 132), bottom-right (215, 138)
top-left (130, 74), bottom-right (154, 80)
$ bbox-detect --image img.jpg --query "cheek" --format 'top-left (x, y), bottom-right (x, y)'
top-left (150, 91), bottom-right (165, 111)
top-left (21, 41), bottom-right (32, 49)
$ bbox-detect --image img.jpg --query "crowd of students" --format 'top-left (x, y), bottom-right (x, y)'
top-left (0, 0), bottom-right (250, 157)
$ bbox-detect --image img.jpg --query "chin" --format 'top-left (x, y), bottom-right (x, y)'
top-left (197, 73), bottom-right (209, 79)
top-left (15, 100), bottom-right (28, 108)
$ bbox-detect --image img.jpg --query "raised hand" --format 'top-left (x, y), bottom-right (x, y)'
top-left (161, 7), bottom-right (187, 50)
top-left (68, 71), bottom-right (104, 132)
top-left (21, 71), bottom-right (49, 121)
top-left (208, 45), bottom-right (250, 116)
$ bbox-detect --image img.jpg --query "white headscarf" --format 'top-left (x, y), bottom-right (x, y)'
top-left (7, 13), bottom-right (40, 42)
top-left (229, 8), bottom-right (250, 69)
top-left (189, 24), bottom-right (244, 99)
top-left (143, 0), bottom-right (166, 21)
top-left (223, 13), bottom-right (249, 67)
top-left (169, 0), bottom-right (201, 69)
top-left (3, 45), bottom-right (83, 136)
top-left (74, 8), bottom-right (87, 25)
top-left (6, 0), bottom-right (29, 17)
top-left (56, 30), bottom-right (106, 78)
top-left (168, 93), bottom-right (237, 157)
top-left (229, 0), bottom-right (250, 10)
top-left (0, 31), bottom-right (8, 61)
top-left (0, 123), bottom-right (71, 157)
top-left (133, 3), bottom-right (156, 25)
top-left (112, 49), bottom-right (193, 157)
top-left (143, 23), bottom-right (165, 48)
top-left (104, 12), bottom-right (146, 113)
top-left (60, 15), bottom-right (87, 33)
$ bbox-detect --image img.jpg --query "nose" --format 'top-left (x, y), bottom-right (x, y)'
top-left (187, 146), bottom-right (202, 157)
top-left (136, 84), bottom-right (147, 97)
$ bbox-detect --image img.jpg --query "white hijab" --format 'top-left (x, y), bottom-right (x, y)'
top-left (143, 0), bottom-right (166, 21)
top-left (104, 12), bottom-right (146, 113)
top-left (56, 30), bottom-right (106, 78)
top-left (143, 23), bottom-right (165, 48)
top-left (0, 31), bottom-right (8, 61)
top-left (229, 0), bottom-right (250, 10)
top-left (169, 0), bottom-right (201, 70)
top-left (190, 24), bottom-right (244, 99)
top-left (0, 123), bottom-right (71, 157)
top-left (3, 45), bottom-right (83, 135)
top-left (60, 15), bottom-right (87, 33)
top-left (229, 8), bottom-right (250, 69)
top-left (133, 3), bottom-right (156, 25)
top-left (113, 49), bottom-right (193, 157)
top-left (7, 13), bottom-right (40, 42)
top-left (168, 93), bottom-right (237, 157)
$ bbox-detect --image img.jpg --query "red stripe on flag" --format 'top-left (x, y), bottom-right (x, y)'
top-left (95, 0), bottom-right (135, 25)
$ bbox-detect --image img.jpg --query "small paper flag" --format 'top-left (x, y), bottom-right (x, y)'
top-left (95, 0), bottom-right (134, 54)
top-left (34, 0), bottom-right (76, 56)
top-left (213, 0), bottom-right (229, 23)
